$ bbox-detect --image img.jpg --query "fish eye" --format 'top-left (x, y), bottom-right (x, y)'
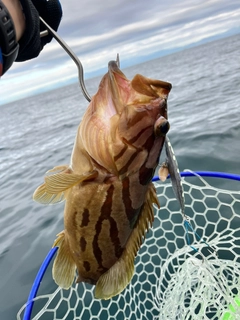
top-left (154, 119), bottom-right (170, 137)
top-left (160, 121), bottom-right (170, 135)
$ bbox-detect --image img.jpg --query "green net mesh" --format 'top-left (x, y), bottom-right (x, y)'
top-left (17, 173), bottom-right (240, 320)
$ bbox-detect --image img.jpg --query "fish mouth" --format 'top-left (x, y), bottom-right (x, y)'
top-left (107, 60), bottom-right (172, 115)
top-left (131, 74), bottom-right (172, 99)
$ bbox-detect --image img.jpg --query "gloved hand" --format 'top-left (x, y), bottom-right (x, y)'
top-left (16, 0), bottom-right (62, 61)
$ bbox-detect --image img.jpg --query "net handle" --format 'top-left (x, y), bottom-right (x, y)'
top-left (23, 170), bottom-right (240, 320)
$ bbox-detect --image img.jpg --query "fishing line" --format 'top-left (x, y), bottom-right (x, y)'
top-left (40, 18), bottom-right (121, 104)
top-left (40, 17), bottom-right (91, 102)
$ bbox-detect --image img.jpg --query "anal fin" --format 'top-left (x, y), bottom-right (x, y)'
top-left (52, 231), bottom-right (76, 289)
top-left (95, 183), bottom-right (158, 299)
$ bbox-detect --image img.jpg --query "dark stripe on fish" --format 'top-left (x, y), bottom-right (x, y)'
top-left (80, 236), bottom-right (87, 252)
top-left (126, 109), bottom-right (148, 127)
top-left (114, 126), bottom-right (151, 166)
top-left (93, 216), bottom-right (104, 268)
top-left (128, 126), bottom-right (152, 144)
top-left (81, 208), bottom-right (90, 227)
top-left (122, 177), bottom-right (140, 228)
top-left (101, 185), bottom-right (114, 218)
top-left (114, 144), bottom-right (128, 162)
top-left (83, 260), bottom-right (91, 272)
top-left (142, 134), bottom-right (155, 152)
top-left (118, 150), bottom-right (140, 176)
top-left (139, 165), bottom-right (155, 186)
top-left (93, 185), bottom-right (115, 268)
top-left (138, 134), bottom-right (160, 185)
top-left (109, 216), bottom-right (122, 258)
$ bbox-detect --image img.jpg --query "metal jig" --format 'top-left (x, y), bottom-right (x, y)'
top-left (40, 17), bottom-right (92, 102)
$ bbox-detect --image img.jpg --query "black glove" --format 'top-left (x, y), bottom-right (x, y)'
top-left (16, 0), bottom-right (62, 62)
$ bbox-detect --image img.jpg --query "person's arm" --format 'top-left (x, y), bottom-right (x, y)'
top-left (1, 0), bottom-right (26, 41)
top-left (0, 0), bottom-right (62, 76)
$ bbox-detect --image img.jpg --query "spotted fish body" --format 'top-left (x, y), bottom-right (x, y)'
top-left (34, 61), bottom-right (172, 299)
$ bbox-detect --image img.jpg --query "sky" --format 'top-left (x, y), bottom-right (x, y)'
top-left (1, 0), bottom-right (240, 105)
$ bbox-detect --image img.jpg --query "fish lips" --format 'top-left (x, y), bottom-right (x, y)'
top-left (108, 60), bottom-right (171, 138)
top-left (108, 60), bottom-right (171, 115)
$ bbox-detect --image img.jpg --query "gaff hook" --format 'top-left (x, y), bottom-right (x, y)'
top-left (40, 17), bottom-right (92, 102)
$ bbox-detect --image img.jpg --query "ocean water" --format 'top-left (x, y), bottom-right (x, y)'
top-left (0, 34), bottom-right (239, 319)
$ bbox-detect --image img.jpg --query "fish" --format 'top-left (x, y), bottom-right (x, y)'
top-left (33, 60), bottom-right (172, 299)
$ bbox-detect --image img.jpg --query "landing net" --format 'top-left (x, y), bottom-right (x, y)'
top-left (17, 171), bottom-right (240, 320)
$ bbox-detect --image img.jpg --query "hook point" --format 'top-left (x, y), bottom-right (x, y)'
top-left (116, 54), bottom-right (120, 68)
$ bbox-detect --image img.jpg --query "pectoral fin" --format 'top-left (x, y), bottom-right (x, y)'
top-left (33, 167), bottom-right (98, 204)
top-left (32, 182), bottom-right (68, 204)
top-left (46, 165), bottom-right (70, 174)
top-left (95, 183), bottom-right (159, 299)
top-left (52, 231), bottom-right (76, 289)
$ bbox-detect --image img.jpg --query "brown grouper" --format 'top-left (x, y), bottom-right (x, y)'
top-left (33, 61), bottom-right (172, 299)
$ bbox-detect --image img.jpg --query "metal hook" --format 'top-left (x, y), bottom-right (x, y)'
top-left (39, 17), bottom-right (92, 102)
top-left (116, 53), bottom-right (120, 68)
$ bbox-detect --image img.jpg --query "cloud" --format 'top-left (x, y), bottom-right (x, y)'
top-left (1, 0), bottom-right (239, 105)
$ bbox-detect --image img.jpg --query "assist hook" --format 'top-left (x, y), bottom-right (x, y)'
top-left (40, 17), bottom-right (91, 102)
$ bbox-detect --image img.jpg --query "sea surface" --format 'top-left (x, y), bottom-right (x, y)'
top-left (0, 34), bottom-right (239, 319)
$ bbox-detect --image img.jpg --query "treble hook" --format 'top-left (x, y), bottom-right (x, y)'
top-left (39, 17), bottom-right (92, 102)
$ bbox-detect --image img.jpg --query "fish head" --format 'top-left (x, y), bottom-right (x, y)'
top-left (78, 61), bottom-right (171, 181)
